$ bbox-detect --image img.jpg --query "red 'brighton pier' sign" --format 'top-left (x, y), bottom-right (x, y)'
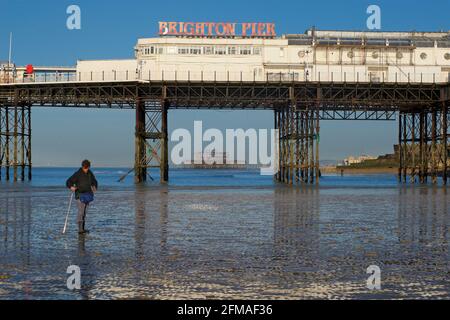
top-left (159, 22), bottom-right (276, 37)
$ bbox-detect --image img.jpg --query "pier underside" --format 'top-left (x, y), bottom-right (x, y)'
top-left (134, 98), bottom-right (169, 183)
top-left (0, 104), bottom-right (32, 181)
top-left (0, 81), bottom-right (449, 185)
top-left (275, 106), bottom-right (320, 185)
top-left (398, 103), bottom-right (449, 185)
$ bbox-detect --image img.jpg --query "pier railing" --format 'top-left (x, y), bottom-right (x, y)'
top-left (2, 69), bottom-right (450, 85)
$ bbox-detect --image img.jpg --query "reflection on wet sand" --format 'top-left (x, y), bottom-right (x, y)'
top-left (273, 187), bottom-right (320, 262)
top-left (0, 183), bottom-right (449, 299)
top-left (1, 191), bottom-right (32, 262)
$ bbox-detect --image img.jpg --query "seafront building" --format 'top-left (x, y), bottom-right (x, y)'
top-left (2, 27), bottom-right (450, 84)
top-left (74, 27), bottom-right (450, 83)
top-left (344, 154), bottom-right (377, 166)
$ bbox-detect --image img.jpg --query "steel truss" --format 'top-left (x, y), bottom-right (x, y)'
top-left (319, 110), bottom-right (396, 121)
top-left (0, 102), bottom-right (32, 181)
top-left (0, 81), bottom-right (441, 109)
top-left (275, 88), bottom-right (321, 185)
top-left (398, 103), bottom-right (449, 185)
top-left (0, 81), bottom-right (448, 185)
top-left (275, 107), bottom-right (320, 185)
top-left (134, 97), bottom-right (169, 183)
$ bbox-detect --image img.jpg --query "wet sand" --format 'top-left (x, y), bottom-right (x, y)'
top-left (321, 166), bottom-right (398, 175)
top-left (0, 177), bottom-right (449, 300)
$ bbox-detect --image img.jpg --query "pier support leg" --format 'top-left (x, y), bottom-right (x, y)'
top-left (289, 103), bottom-right (295, 185)
top-left (410, 112), bottom-right (417, 183)
top-left (299, 111), bottom-right (305, 182)
top-left (419, 110), bottom-right (425, 184)
top-left (280, 106), bottom-right (286, 182)
top-left (13, 106), bottom-right (18, 181)
top-left (160, 99), bottom-right (169, 183)
top-left (295, 110), bottom-right (300, 183)
top-left (399, 106), bottom-right (448, 185)
top-left (135, 99), bottom-right (146, 183)
top-left (5, 106), bottom-right (10, 181)
top-left (274, 108), bottom-right (281, 182)
top-left (431, 108), bottom-right (437, 184)
top-left (400, 110), bottom-right (418, 184)
top-left (0, 103), bottom-right (31, 182)
top-left (0, 107), bottom-right (1, 181)
top-left (282, 105), bottom-right (319, 186)
top-left (27, 105), bottom-right (32, 181)
top-left (0, 106), bottom-right (2, 181)
top-left (295, 108), bottom-right (318, 185)
top-left (303, 110), bottom-right (309, 183)
top-left (276, 88), bottom-right (320, 186)
top-left (402, 112), bottom-right (407, 183)
top-left (315, 88), bottom-right (321, 185)
top-left (134, 94), bottom-right (170, 184)
top-left (284, 106), bottom-right (289, 183)
top-left (308, 108), bottom-right (314, 184)
top-left (443, 102), bottom-right (448, 185)
top-left (398, 112), bottom-right (403, 182)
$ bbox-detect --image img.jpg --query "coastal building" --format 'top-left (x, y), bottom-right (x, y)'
top-left (180, 151), bottom-right (246, 168)
top-left (75, 26), bottom-right (450, 83)
top-left (344, 154), bottom-right (377, 166)
top-left (0, 61), bottom-right (15, 83)
top-left (0, 63), bottom-right (76, 83)
top-left (194, 151), bottom-right (245, 165)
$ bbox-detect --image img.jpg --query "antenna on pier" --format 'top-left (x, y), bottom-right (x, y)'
top-left (8, 32), bottom-right (12, 69)
top-left (6, 32), bottom-right (13, 83)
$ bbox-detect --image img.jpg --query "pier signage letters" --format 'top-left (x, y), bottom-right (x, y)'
top-left (159, 22), bottom-right (276, 37)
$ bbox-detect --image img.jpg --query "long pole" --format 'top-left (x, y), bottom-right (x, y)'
top-left (8, 32), bottom-right (12, 83)
top-left (62, 192), bottom-right (74, 234)
top-left (8, 33), bottom-right (12, 65)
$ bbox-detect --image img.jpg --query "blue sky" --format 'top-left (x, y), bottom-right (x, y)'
top-left (1, 0), bottom-right (449, 166)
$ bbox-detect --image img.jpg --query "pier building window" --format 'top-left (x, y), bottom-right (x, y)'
top-left (190, 47), bottom-right (201, 55)
top-left (228, 46), bottom-right (237, 55)
top-left (268, 72), bottom-right (299, 81)
top-left (203, 46), bottom-right (213, 55)
top-left (445, 53), bottom-right (450, 60)
top-left (143, 46), bottom-right (156, 55)
top-left (178, 47), bottom-right (190, 55)
top-left (240, 47), bottom-right (252, 55)
top-left (214, 46), bottom-right (227, 55)
top-left (158, 45), bottom-right (262, 56)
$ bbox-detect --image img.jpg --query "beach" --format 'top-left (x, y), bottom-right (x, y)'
top-left (0, 168), bottom-right (449, 299)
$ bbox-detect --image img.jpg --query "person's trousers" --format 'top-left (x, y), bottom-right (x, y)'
top-left (77, 200), bottom-right (89, 227)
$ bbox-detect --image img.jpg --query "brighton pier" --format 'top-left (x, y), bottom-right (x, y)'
top-left (0, 27), bottom-right (449, 185)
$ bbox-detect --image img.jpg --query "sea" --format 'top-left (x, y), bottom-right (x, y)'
top-left (0, 167), bottom-right (449, 299)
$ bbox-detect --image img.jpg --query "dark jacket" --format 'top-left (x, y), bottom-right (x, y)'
top-left (66, 168), bottom-right (98, 198)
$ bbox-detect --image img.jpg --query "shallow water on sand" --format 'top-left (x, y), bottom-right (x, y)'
top-left (0, 168), bottom-right (449, 299)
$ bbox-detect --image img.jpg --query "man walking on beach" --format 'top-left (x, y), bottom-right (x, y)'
top-left (66, 160), bottom-right (98, 234)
